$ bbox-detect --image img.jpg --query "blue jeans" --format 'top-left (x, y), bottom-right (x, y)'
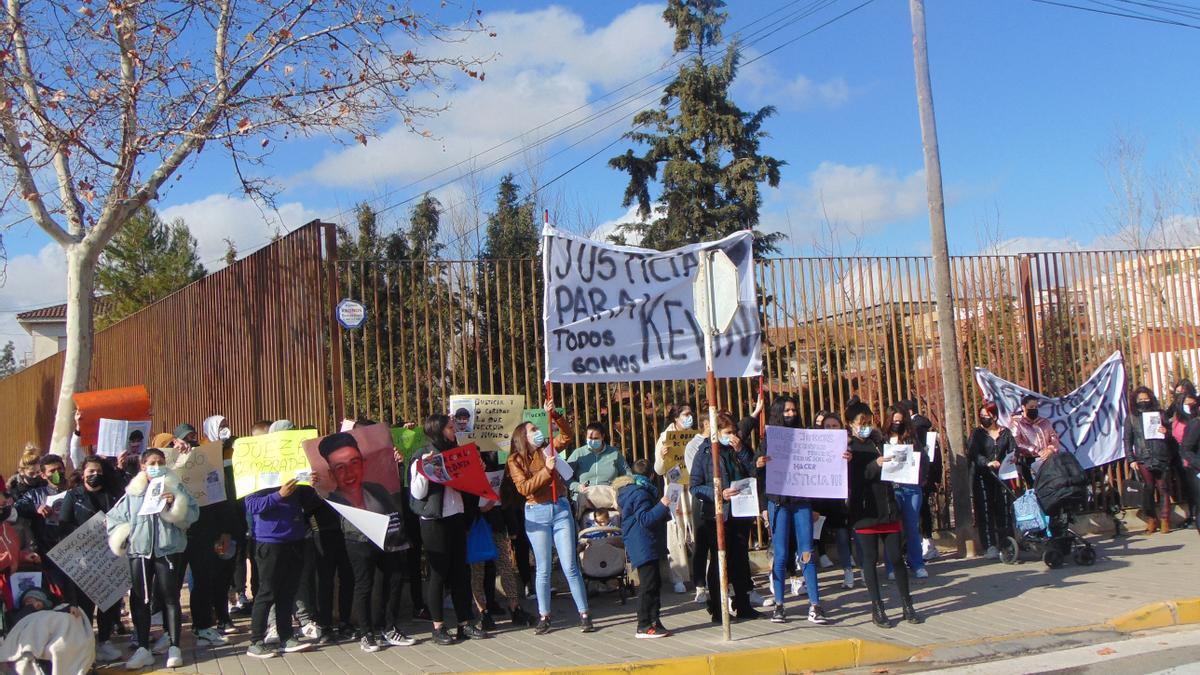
top-left (524, 498), bottom-right (589, 617)
top-left (768, 501), bottom-right (820, 606)
top-left (887, 485), bottom-right (926, 573)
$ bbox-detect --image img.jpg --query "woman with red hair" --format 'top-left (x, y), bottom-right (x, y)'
top-left (967, 402), bottom-right (1017, 559)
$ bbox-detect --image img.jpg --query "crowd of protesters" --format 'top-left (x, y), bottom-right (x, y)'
top-left (0, 379), bottom-right (1196, 672)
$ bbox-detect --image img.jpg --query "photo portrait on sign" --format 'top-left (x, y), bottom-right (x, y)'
top-left (453, 404), bottom-right (476, 434)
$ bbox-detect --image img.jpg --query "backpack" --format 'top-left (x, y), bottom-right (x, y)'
top-left (1014, 489), bottom-right (1050, 536)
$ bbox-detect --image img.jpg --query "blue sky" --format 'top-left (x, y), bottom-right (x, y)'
top-left (3, 0), bottom-right (1199, 354)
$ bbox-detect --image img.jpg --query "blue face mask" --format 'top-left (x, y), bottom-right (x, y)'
top-left (587, 439), bottom-right (603, 450)
top-left (718, 434), bottom-right (733, 447)
top-left (856, 426), bottom-right (872, 440)
top-left (530, 430), bottom-right (546, 447)
top-left (680, 415), bottom-right (694, 430)
top-left (145, 465), bottom-right (166, 479)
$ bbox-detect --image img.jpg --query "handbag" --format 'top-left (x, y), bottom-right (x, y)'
top-left (1121, 478), bottom-right (1147, 509)
top-left (466, 517), bottom-right (498, 564)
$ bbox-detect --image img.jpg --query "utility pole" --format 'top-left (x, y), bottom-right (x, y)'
top-left (908, 0), bottom-right (977, 556)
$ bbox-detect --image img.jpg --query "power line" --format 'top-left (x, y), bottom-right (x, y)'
top-left (1031, 0), bottom-right (1200, 28)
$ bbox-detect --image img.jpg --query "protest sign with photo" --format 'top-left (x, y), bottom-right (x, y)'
top-left (541, 225), bottom-right (761, 384)
top-left (417, 443), bottom-right (500, 501)
top-left (729, 477), bottom-right (759, 518)
top-left (231, 429), bottom-right (318, 498)
top-left (47, 512), bottom-right (131, 611)
top-left (449, 395), bottom-right (525, 453)
top-left (73, 385), bottom-right (152, 446)
top-left (8, 572), bottom-right (42, 609)
top-left (1142, 412), bottom-right (1165, 441)
top-left (882, 444), bottom-right (920, 485)
top-left (304, 423), bottom-right (401, 497)
top-left (173, 441), bottom-right (226, 507)
top-left (138, 476), bottom-right (168, 516)
top-left (975, 351), bottom-right (1127, 469)
top-left (763, 426), bottom-right (848, 500)
top-left (659, 430), bottom-right (694, 482)
top-left (666, 483), bottom-right (684, 522)
top-left (97, 419), bottom-right (152, 458)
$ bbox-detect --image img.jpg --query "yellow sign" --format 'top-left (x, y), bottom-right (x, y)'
top-left (661, 430), bottom-right (694, 482)
top-left (448, 394), bottom-right (525, 453)
top-left (231, 430), bottom-right (318, 498)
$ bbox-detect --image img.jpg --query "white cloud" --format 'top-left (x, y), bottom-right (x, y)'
top-left (985, 216), bottom-right (1200, 255)
top-left (302, 4), bottom-right (673, 188)
top-left (160, 194), bottom-right (324, 268)
top-left (0, 243), bottom-right (68, 363)
top-left (737, 58), bottom-right (853, 110)
top-left (588, 203), bottom-right (663, 246)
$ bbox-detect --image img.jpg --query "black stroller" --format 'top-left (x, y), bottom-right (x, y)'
top-left (999, 451), bottom-right (1097, 569)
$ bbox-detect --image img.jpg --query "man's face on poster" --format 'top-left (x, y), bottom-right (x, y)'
top-left (328, 446), bottom-right (364, 492)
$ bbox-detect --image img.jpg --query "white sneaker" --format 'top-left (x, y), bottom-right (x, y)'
top-left (166, 645), bottom-right (183, 668)
top-left (151, 633), bottom-right (170, 654)
top-left (673, 581), bottom-right (687, 594)
top-left (195, 627), bottom-right (227, 646)
top-left (789, 577), bottom-right (802, 597)
top-left (842, 568), bottom-right (855, 589)
top-left (125, 647), bottom-right (154, 670)
top-left (96, 640), bottom-right (123, 663)
top-left (762, 594), bottom-right (776, 608)
top-left (915, 567), bottom-right (930, 579)
top-left (818, 554), bottom-right (834, 569)
top-left (748, 589), bottom-right (766, 607)
top-left (886, 571), bottom-right (895, 581)
top-left (694, 587), bottom-right (708, 604)
top-left (922, 538), bottom-right (940, 561)
top-left (984, 546), bottom-right (1000, 560)
top-left (264, 625), bottom-right (279, 646)
top-left (301, 622), bottom-right (322, 640)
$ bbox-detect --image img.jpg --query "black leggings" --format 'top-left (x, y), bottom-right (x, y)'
top-left (313, 531), bottom-right (354, 629)
top-left (130, 554), bottom-right (185, 649)
top-left (858, 531), bottom-right (912, 608)
top-left (692, 510), bottom-right (712, 589)
top-left (421, 515), bottom-right (474, 626)
top-left (184, 537), bottom-right (219, 631)
top-left (972, 473), bottom-right (1009, 550)
top-left (345, 541), bottom-right (402, 636)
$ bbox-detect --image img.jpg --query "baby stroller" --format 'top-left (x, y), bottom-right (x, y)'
top-left (999, 451), bottom-right (1096, 569)
top-left (575, 485), bottom-right (634, 604)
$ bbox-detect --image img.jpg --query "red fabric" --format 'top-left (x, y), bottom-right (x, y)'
top-left (856, 522), bottom-right (901, 535)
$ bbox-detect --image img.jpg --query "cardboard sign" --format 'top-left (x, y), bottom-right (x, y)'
top-left (97, 419), bottom-right (153, 458)
top-left (48, 512), bottom-right (131, 611)
top-left (763, 426), bottom-right (848, 500)
top-left (173, 441), bottom-right (226, 507)
top-left (304, 423), bottom-right (402, 497)
top-left (231, 429), bottom-right (318, 498)
top-left (660, 430), bottom-right (694, 482)
top-left (73, 385), bottom-right (152, 446)
top-left (449, 395), bottom-right (524, 453)
top-left (417, 443), bottom-right (500, 501)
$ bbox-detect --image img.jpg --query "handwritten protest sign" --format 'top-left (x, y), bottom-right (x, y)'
top-left (882, 444), bottom-right (920, 485)
top-left (659, 430), bottom-right (693, 482)
top-left (391, 427), bottom-right (428, 487)
top-left (522, 407), bottom-right (565, 440)
top-left (417, 443), bottom-right (499, 500)
top-left (173, 442), bottom-right (226, 507)
top-left (449, 395), bottom-right (524, 453)
top-left (73, 385), bottom-right (152, 446)
top-left (97, 419), bottom-right (152, 458)
top-left (231, 429), bottom-right (318, 498)
top-left (304, 423), bottom-right (401, 497)
top-left (48, 512), bottom-right (130, 611)
top-left (541, 225), bottom-right (761, 383)
top-left (764, 426), bottom-right (848, 499)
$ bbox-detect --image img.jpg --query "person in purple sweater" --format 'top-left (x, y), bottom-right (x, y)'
top-left (244, 479), bottom-right (314, 659)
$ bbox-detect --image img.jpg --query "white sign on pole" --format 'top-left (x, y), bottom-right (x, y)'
top-left (541, 225), bottom-right (761, 384)
top-left (693, 249), bottom-right (740, 334)
top-left (48, 512), bottom-right (131, 611)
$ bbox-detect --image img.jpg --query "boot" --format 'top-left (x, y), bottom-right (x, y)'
top-left (1160, 518), bottom-right (1171, 534)
top-left (871, 602), bottom-right (890, 628)
top-left (1145, 518), bottom-right (1159, 535)
top-left (902, 601), bottom-right (923, 625)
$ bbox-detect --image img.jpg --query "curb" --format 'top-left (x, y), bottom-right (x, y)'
top-left (477, 596), bottom-right (1200, 675)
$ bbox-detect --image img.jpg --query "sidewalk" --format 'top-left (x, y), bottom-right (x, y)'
top-left (105, 529), bottom-right (1200, 674)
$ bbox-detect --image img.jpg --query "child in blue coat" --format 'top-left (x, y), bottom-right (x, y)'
top-left (615, 460), bottom-right (672, 638)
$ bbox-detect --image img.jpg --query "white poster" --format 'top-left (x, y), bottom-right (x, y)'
top-left (544, 446), bottom-right (573, 482)
top-left (729, 477), bottom-right (759, 518)
top-left (998, 453), bottom-right (1019, 480)
top-left (882, 444), bottom-right (920, 485)
top-left (974, 351), bottom-right (1127, 469)
top-left (137, 477), bottom-right (167, 516)
top-left (666, 483), bottom-right (684, 522)
top-left (97, 418), bottom-right (152, 458)
top-left (327, 501), bottom-right (390, 550)
top-left (925, 431), bottom-right (938, 462)
top-left (48, 512), bottom-right (131, 611)
top-left (541, 225), bottom-right (761, 383)
top-left (1142, 412), bottom-right (1165, 441)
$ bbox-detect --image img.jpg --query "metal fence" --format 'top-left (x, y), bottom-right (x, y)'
top-left (0, 221), bottom-right (340, 470)
top-left (337, 247), bottom-right (1200, 529)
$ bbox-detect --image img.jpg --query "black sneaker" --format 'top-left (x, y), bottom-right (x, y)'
top-left (247, 642), bottom-right (275, 659)
top-left (315, 631), bottom-right (337, 647)
top-left (431, 626), bottom-right (455, 646)
top-left (580, 614), bottom-right (596, 633)
top-left (383, 629), bottom-right (416, 647)
top-left (480, 611), bottom-right (497, 631)
top-left (736, 605), bottom-right (762, 621)
top-left (359, 634), bottom-right (380, 653)
top-left (534, 617), bottom-right (552, 635)
top-left (281, 638), bottom-right (311, 654)
top-left (807, 605), bottom-right (830, 625)
top-left (510, 606), bottom-right (534, 627)
top-left (457, 624), bottom-right (489, 640)
top-left (771, 605), bottom-right (787, 624)
top-left (635, 625), bottom-right (669, 639)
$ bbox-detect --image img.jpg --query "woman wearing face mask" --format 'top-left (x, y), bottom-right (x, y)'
top-left (506, 399), bottom-right (594, 634)
top-left (106, 448), bottom-right (199, 670)
top-left (59, 455), bottom-right (126, 662)
top-left (1008, 395), bottom-right (1058, 485)
top-left (847, 411), bottom-right (920, 628)
top-left (968, 403), bottom-right (1016, 558)
top-left (654, 403), bottom-right (695, 596)
top-left (815, 414), bottom-right (859, 589)
top-left (688, 412), bottom-right (760, 623)
top-left (1125, 387), bottom-right (1175, 535)
top-left (1173, 392), bottom-right (1200, 536)
top-left (882, 406), bottom-right (930, 579)
top-left (567, 423), bottom-right (629, 499)
top-left (1168, 381), bottom-right (1198, 529)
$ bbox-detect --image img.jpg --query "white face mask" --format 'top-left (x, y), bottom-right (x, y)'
top-left (680, 415), bottom-right (694, 430)
top-left (218, 427), bottom-right (232, 440)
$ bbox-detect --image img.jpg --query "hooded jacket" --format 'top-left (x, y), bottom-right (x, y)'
top-left (106, 469), bottom-right (198, 558)
top-left (847, 433), bottom-right (901, 530)
top-left (615, 475), bottom-right (670, 569)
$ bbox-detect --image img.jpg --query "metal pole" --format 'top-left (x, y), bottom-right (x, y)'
top-left (702, 251), bottom-right (732, 640)
top-left (909, 0), bottom-right (977, 556)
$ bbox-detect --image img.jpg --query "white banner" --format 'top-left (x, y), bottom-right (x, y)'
top-left (48, 512), bottom-right (131, 611)
top-left (541, 225), bottom-right (761, 383)
top-left (974, 351), bottom-right (1127, 470)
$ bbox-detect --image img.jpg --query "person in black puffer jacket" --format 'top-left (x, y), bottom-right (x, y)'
top-left (846, 409), bottom-right (920, 629)
top-left (1125, 386), bottom-right (1177, 534)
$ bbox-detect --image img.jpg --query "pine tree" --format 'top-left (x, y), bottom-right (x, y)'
top-left (609, 0), bottom-right (784, 253)
top-left (95, 207), bottom-right (206, 328)
top-left (407, 194), bottom-right (444, 260)
top-left (0, 341), bottom-right (17, 378)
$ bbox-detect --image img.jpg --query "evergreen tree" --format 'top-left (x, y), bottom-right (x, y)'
top-left (96, 207), bottom-right (206, 328)
top-left (0, 341), bottom-right (17, 378)
top-left (407, 194), bottom-right (444, 260)
top-left (609, 0), bottom-right (784, 253)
